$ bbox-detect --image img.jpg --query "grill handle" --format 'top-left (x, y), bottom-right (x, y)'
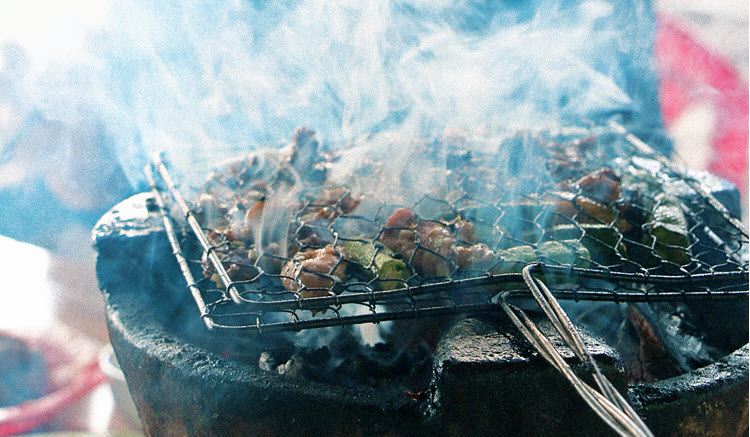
top-left (500, 264), bottom-right (654, 437)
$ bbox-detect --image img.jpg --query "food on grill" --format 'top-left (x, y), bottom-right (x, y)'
top-left (550, 224), bottom-right (626, 265)
top-left (643, 193), bottom-right (691, 266)
top-left (546, 135), bottom-right (597, 181)
top-left (492, 240), bottom-right (591, 272)
top-left (550, 191), bottom-right (632, 233)
top-left (576, 167), bottom-right (621, 204)
top-left (201, 231), bottom-right (259, 287)
top-left (281, 245), bottom-right (348, 298)
top-left (343, 240), bottom-right (410, 290)
top-left (193, 127), bottom-right (701, 307)
top-left (618, 159), bottom-right (693, 266)
top-left (379, 207), bottom-right (590, 276)
top-left (381, 207), bottom-right (457, 277)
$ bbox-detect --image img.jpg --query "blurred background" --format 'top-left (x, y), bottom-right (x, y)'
top-left (0, 1), bottom-right (745, 435)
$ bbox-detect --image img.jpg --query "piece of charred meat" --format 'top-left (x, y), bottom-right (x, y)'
top-left (201, 230), bottom-right (259, 287)
top-left (577, 167), bottom-right (621, 204)
top-left (381, 207), bottom-right (503, 276)
top-left (281, 245), bottom-right (348, 299)
top-left (452, 243), bottom-right (497, 271)
top-left (550, 191), bottom-right (632, 233)
top-left (380, 207), bottom-right (456, 277)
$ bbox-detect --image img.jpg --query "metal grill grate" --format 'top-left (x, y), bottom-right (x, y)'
top-left (145, 121), bottom-right (748, 335)
top-left (143, 120), bottom-right (748, 437)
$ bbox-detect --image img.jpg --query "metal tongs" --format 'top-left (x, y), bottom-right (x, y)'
top-left (501, 264), bottom-right (653, 437)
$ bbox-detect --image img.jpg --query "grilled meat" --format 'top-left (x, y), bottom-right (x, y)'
top-left (577, 167), bottom-right (621, 204)
top-left (281, 245), bottom-right (348, 298)
top-left (381, 207), bottom-right (455, 277)
top-left (201, 230), bottom-right (259, 287)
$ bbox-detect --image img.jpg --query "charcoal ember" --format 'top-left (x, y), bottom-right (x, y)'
top-left (617, 304), bottom-right (682, 383)
top-left (276, 355), bottom-right (305, 377)
top-left (258, 351), bottom-right (277, 372)
top-left (646, 303), bottom-right (720, 367)
top-left (295, 330), bottom-right (434, 392)
top-left (328, 341), bottom-right (433, 391)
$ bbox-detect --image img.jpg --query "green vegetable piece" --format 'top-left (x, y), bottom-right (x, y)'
top-left (643, 194), bottom-right (691, 266)
top-left (343, 240), bottom-right (410, 290)
top-left (621, 167), bottom-right (661, 193)
top-left (551, 224), bottom-right (627, 264)
top-left (492, 240), bottom-right (590, 273)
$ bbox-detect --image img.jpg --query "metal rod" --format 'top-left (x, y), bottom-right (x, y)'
top-left (502, 265), bottom-right (654, 437)
top-left (231, 283), bottom-right (748, 313)
top-left (144, 163), bottom-right (218, 330)
top-left (208, 302), bottom-right (500, 334)
top-left (151, 153), bottom-right (241, 301)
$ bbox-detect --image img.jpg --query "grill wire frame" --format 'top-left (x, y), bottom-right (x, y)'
top-left (146, 122), bottom-right (749, 335)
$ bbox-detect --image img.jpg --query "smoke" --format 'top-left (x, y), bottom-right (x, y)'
top-left (0, 0), bottom-right (671, 389)
top-left (2, 0), bottom-right (660, 190)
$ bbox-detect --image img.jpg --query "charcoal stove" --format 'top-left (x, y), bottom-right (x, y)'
top-left (94, 122), bottom-right (748, 436)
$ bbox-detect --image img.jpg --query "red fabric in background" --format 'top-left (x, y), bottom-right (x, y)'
top-left (655, 14), bottom-right (749, 202)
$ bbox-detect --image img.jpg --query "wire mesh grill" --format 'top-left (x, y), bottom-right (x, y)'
top-left (146, 121), bottom-right (748, 334)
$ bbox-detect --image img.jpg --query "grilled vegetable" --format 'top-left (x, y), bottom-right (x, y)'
top-left (550, 224), bottom-right (627, 265)
top-left (343, 240), bottom-right (410, 290)
top-left (490, 240), bottom-right (590, 274)
top-left (642, 193), bottom-right (691, 266)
